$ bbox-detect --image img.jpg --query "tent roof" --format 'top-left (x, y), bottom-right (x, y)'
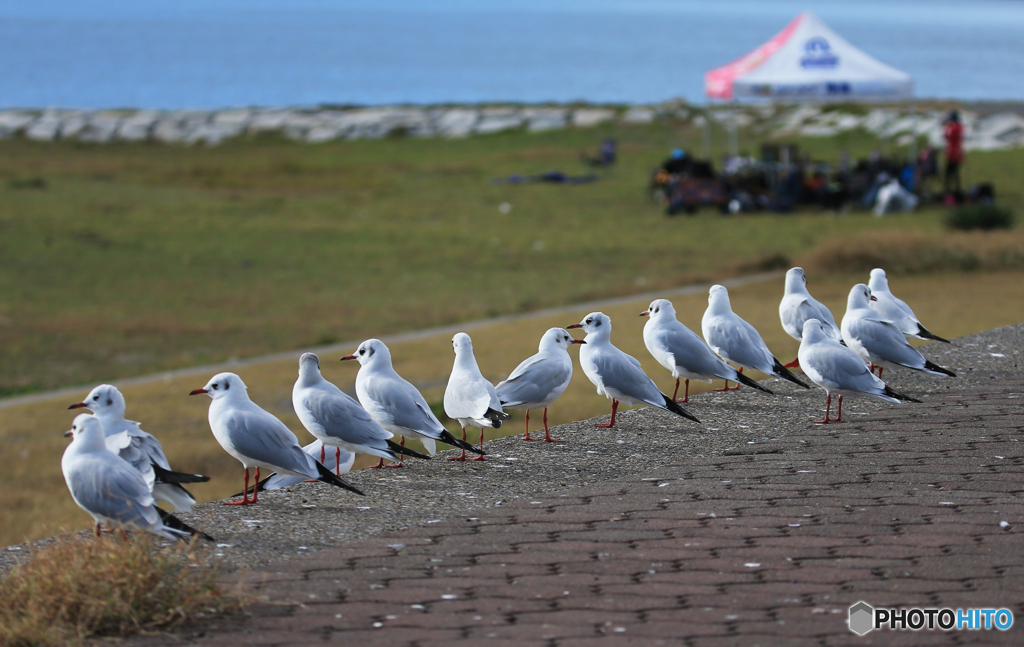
top-left (705, 12), bottom-right (912, 101)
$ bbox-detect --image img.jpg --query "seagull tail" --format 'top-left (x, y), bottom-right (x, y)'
top-left (152, 482), bottom-right (197, 512)
top-left (884, 385), bottom-right (921, 404)
top-left (923, 359), bottom-right (956, 377)
top-left (385, 439), bottom-right (431, 460)
top-left (439, 429), bottom-right (486, 455)
top-left (483, 407), bottom-right (511, 429)
top-left (662, 394), bottom-right (700, 423)
top-left (315, 461), bottom-right (365, 496)
top-left (156, 509), bottom-right (215, 542)
top-left (735, 372), bottom-right (773, 394)
top-left (771, 359), bottom-right (811, 389)
top-left (916, 324), bottom-right (950, 344)
top-left (151, 463), bottom-right (211, 484)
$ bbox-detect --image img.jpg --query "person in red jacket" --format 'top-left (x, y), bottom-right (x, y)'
top-left (943, 110), bottom-right (964, 196)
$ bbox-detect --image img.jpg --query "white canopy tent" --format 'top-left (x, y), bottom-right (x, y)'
top-left (705, 12), bottom-right (913, 101)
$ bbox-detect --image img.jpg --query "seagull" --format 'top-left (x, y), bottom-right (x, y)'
top-left (293, 353), bottom-right (430, 470)
top-left (868, 268), bottom-right (951, 343)
top-left (62, 414), bottom-right (213, 540)
top-left (568, 312), bottom-right (699, 428)
top-left (68, 384), bottom-right (209, 511)
top-left (246, 440), bottom-right (356, 494)
top-left (444, 332), bottom-right (510, 461)
top-left (495, 327), bottom-right (584, 442)
top-left (798, 318), bottom-right (920, 423)
top-left (778, 267), bottom-right (842, 367)
top-left (342, 339), bottom-right (484, 463)
top-left (841, 284), bottom-right (956, 380)
top-left (702, 285), bottom-right (810, 390)
top-left (190, 371), bottom-right (364, 505)
top-left (641, 298), bottom-right (772, 403)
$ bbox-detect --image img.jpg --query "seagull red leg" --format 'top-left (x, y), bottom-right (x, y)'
top-left (335, 447), bottom-right (342, 476)
top-left (468, 426), bottom-right (488, 461)
top-left (250, 467), bottom-right (259, 503)
top-left (784, 357), bottom-right (800, 368)
top-left (447, 426), bottom-right (468, 461)
top-left (595, 399), bottom-right (619, 428)
top-left (713, 368), bottom-right (743, 391)
top-left (543, 407), bottom-right (564, 442)
top-left (830, 395), bottom-right (844, 423)
top-left (522, 409), bottom-right (536, 441)
top-left (224, 468), bottom-right (252, 505)
top-left (812, 394), bottom-right (832, 424)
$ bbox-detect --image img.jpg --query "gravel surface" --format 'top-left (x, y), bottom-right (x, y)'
top-left (3, 322), bottom-right (1020, 572)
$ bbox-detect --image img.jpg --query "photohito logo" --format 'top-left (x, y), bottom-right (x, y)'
top-left (848, 601), bottom-right (1014, 635)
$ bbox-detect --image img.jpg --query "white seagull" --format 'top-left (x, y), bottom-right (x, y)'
top-left (62, 414), bottom-right (213, 540)
top-left (798, 318), bottom-right (919, 423)
top-left (868, 268), bottom-right (951, 343)
top-left (641, 298), bottom-right (772, 403)
top-left (190, 371), bottom-right (364, 504)
top-left (495, 327), bottom-right (585, 443)
top-left (841, 284), bottom-right (956, 380)
top-left (702, 285), bottom-right (810, 391)
top-left (568, 312), bottom-right (699, 428)
top-left (342, 339), bottom-right (484, 463)
top-left (778, 267), bottom-right (842, 366)
top-left (444, 332), bottom-right (510, 461)
top-left (68, 384), bottom-right (209, 511)
top-left (293, 353), bottom-right (430, 470)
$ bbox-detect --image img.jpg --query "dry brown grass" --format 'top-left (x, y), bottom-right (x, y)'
top-left (0, 534), bottom-right (236, 647)
top-left (799, 230), bottom-right (1024, 275)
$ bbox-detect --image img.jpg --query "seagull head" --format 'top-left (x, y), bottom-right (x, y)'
top-left (785, 267), bottom-right (808, 294)
top-left (295, 352), bottom-right (325, 384)
top-left (640, 298), bottom-right (675, 320)
top-left (868, 267), bottom-right (889, 293)
top-left (540, 327), bottom-right (585, 352)
top-left (189, 372), bottom-right (246, 400)
top-left (68, 383), bottom-right (126, 418)
top-left (65, 413), bottom-right (105, 449)
top-left (847, 283), bottom-right (875, 310)
top-left (801, 318), bottom-right (827, 344)
top-left (341, 339), bottom-right (391, 367)
top-left (567, 312), bottom-right (610, 338)
top-left (451, 332), bottom-right (474, 357)
top-left (707, 285), bottom-right (732, 315)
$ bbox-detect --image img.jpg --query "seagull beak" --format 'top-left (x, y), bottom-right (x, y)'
top-left (870, 295), bottom-right (877, 301)
top-left (67, 401), bottom-right (88, 410)
top-left (639, 311), bottom-right (649, 317)
top-left (571, 339), bottom-right (586, 345)
top-left (566, 323), bottom-right (583, 329)
top-left (189, 388), bottom-right (208, 396)
top-left (63, 429), bottom-right (73, 438)
top-left (340, 354), bottom-right (357, 361)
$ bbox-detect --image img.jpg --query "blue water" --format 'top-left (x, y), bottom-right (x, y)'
top-left (1, 0), bottom-right (1023, 109)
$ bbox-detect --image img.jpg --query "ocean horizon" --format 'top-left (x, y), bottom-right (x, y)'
top-left (1, 0), bottom-right (1023, 110)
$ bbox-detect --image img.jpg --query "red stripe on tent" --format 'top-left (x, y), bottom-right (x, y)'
top-left (704, 12), bottom-right (805, 100)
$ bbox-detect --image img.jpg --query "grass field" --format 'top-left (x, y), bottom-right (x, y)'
top-left (1, 114), bottom-right (1022, 546)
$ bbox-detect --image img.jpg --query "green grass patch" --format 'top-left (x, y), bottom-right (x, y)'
top-left (0, 534), bottom-right (236, 646)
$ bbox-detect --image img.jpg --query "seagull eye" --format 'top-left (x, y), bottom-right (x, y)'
top-left (359, 349), bottom-right (365, 355)
top-left (211, 383), bottom-right (218, 390)
top-left (585, 318), bottom-right (592, 324)
top-left (93, 395), bottom-right (99, 401)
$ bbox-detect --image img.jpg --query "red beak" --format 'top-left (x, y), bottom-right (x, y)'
top-left (63, 430), bottom-right (73, 438)
top-left (189, 388), bottom-right (208, 396)
top-left (639, 311), bottom-right (649, 317)
top-left (566, 323), bottom-right (583, 329)
top-left (870, 295), bottom-right (878, 301)
top-left (571, 339), bottom-right (586, 345)
top-left (67, 401), bottom-right (88, 410)
top-left (340, 354), bottom-right (357, 361)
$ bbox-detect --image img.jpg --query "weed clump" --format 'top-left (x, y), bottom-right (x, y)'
top-left (0, 534), bottom-right (236, 647)
top-left (944, 204), bottom-right (1015, 231)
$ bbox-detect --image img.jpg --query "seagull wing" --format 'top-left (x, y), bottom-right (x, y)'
top-left (495, 356), bottom-right (571, 407)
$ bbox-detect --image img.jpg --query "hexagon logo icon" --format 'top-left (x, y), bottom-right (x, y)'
top-left (848, 601), bottom-right (874, 636)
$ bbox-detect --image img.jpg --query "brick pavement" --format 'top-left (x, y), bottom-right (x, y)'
top-left (129, 377), bottom-right (1024, 646)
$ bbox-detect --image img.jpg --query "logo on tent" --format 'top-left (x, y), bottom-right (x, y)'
top-left (800, 37), bottom-right (839, 69)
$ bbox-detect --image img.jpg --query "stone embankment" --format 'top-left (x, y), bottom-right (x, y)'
top-left (1, 102), bottom-right (1022, 150)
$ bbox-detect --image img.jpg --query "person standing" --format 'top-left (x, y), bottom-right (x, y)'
top-left (943, 111), bottom-right (964, 198)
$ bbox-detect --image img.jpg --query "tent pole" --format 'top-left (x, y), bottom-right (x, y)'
top-left (703, 101), bottom-right (712, 160)
top-left (729, 101), bottom-right (739, 158)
